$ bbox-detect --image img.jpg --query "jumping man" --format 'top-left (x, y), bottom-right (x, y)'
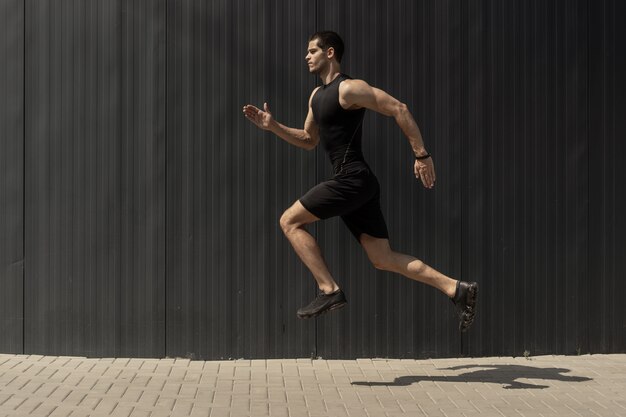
top-left (243, 31), bottom-right (478, 331)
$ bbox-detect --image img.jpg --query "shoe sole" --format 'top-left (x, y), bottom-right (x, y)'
top-left (297, 300), bottom-right (347, 320)
top-left (459, 283), bottom-right (478, 332)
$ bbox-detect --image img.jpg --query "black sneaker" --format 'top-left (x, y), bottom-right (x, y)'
top-left (297, 289), bottom-right (347, 319)
top-left (450, 281), bottom-right (478, 332)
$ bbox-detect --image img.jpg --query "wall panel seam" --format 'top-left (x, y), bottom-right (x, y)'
top-left (164, 0), bottom-right (168, 359)
top-left (313, 0), bottom-right (318, 360)
top-left (585, 0), bottom-right (590, 354)
top-left (22, 0), bottom-right (26, 354)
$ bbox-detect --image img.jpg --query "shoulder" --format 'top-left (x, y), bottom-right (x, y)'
top-left (339, 78), bottom-right (371, 96)
top-left (339, 79), bottom-right (373, 109)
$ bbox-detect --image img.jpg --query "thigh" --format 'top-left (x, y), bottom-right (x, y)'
top-left (299, 176), bottom-right (374, 220)
top-left (340, 194), bottom-right (390, 242)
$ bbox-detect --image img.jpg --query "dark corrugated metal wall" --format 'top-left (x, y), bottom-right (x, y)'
top-left (0, 0), bottom-right (24, 354)
top-left (462, 0), bottom-right (591, 358)
top-left (0, 0), bottom-right (624, 359)
top-left (23, 0), bottom-right (166, 357)
top-left (165, 0), bottom-right (318, 359)
top-left (588, 0), bottom-right (626, 353)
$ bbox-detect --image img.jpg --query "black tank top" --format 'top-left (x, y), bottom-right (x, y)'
top-left (311, 73), bottom-right (367, 174)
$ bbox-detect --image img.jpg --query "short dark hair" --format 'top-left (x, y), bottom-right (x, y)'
top-left (309, 31), bottom-right (345, 63)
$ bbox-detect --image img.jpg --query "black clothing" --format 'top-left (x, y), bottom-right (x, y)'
top-left (299, 73), bottom-right (389, 241)
top-left (299, 162), bottom-right (389, 240)
top-left (311, 73), bottom-right (367, 175)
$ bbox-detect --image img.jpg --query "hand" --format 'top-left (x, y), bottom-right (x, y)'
top-left (414, 157), bottom-right (436, 189)
top-left (242, 102), bottom-right (274, 131)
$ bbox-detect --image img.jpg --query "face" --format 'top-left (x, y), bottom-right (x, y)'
top-left (305, 40), bottom-right (331, 74)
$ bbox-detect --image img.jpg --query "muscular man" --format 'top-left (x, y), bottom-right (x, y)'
top-left (243, 31), bottom-right (478, 331)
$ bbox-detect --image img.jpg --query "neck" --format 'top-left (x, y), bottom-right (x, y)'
top-left (319, 63), bottom-right (342, 85)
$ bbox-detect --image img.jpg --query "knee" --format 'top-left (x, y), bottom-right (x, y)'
top-left (279, 210), bottom-right (297, 235)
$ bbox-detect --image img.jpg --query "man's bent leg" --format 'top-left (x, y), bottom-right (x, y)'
top-left (359, 234), bottom-right (457, 297)
top-left (280, 201), bottom-right (339, 294)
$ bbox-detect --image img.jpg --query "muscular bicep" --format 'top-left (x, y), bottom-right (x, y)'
top-left (303, 106), bottom-right (319, 147)
top-left (303, 87), bottom-right (320, 148)
top-left (340, 80), bottom-right (404, 117)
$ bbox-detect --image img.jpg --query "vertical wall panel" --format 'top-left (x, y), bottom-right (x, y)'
top-left (471, 0), bottom-right (589, 357)
top-left (316, 0), bottom-right (463, 359)
top-left (316, 0), bottom-right (590, 358)
top-left (467, 0), bottom-right (589, 357)
top-left (0, 0), bottom-right (24, 354)
top-left (24, 0), bottom-right (165, 357)
top-left (166, 0), bottom-right (317, 360)
top-left (588, 0), bottom-right (626, 353)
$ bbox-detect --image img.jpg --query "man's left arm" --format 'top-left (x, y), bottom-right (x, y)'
top-left (339, 79), bottom-right (436, 188)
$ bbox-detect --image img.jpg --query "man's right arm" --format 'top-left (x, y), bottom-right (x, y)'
top-left (242, 87), bottom-right (320, 151)
top-left (268, 104), bottom-right (319, 150)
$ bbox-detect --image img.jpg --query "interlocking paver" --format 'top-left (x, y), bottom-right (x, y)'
top-left (0, 354), bottom-right (625, 416)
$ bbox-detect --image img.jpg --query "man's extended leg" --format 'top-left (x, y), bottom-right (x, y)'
top-left (279, 200), bottom-right (339, 294)
top-left (359, 233), bottom-right (457, 295)
top-left (359, 234), bottom-right (478, 331)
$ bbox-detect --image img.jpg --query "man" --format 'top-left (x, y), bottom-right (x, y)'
top-left (243, 31), bottom-right (478, 331)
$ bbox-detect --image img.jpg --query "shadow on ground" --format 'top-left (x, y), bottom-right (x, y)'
top-left (351, 364), bottom-right (592, 389)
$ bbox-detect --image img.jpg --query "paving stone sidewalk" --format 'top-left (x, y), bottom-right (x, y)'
top-left (1, 353), bottom-right (625, 417)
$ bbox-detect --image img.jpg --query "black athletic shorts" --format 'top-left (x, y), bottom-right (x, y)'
top-left (299, 163), bottom-right (389, 241)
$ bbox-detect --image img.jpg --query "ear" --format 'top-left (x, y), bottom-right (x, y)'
top-left (326, 47), bottom-right (335, 60)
